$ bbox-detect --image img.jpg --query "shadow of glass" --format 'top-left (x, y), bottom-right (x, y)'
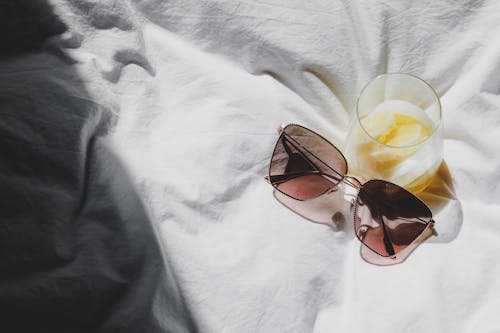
top-left (416, 161), bottom-right (463, 243)
top-left (273, 187), bottom-right (436, 265)
top-left (271, 160), bottom-right (461, 265)
top-left (0, 1), bottom-right (194, 332)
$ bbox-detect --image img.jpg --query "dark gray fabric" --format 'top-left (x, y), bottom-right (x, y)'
top-left (0, 1), bottom-right (190, 332)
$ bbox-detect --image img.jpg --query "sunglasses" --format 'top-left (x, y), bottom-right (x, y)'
top-left (266, 123), bottom-right (435, 258)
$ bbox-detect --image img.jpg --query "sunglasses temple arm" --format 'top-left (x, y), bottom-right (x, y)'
top-left (266, 171), bottom-right (342, 185)
top-left (380, 218), bottom-right (396, 257)
top-left (281, 134), bottom-right (295, 156)
top-left (281, 135), bottom-right (319, 173)
top-left (282, 134), bottom-right (346, 180)
top-left (397, 216), bottom-right (434, 225)
top-left (267, 172), bottom-right (311, 185)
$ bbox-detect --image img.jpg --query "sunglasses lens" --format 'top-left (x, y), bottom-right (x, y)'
top-left (269, 124), bottom-right (347, 200)
top-left (354, 180), bottom-right (432, 257)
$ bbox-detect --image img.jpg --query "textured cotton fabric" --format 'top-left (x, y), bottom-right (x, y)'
top-left (1, 0), bottom-right (500, 332)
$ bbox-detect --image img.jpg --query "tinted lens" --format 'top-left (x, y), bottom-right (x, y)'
top-left (354, 180), bottom-right (432, 257)
top-left (269, 124), bottom-right (347, 200)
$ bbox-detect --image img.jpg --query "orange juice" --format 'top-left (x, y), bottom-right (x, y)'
top-left (346, 100), bottom-right (441, 193)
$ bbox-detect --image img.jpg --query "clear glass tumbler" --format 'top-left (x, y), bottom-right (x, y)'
top-left (345, 73), bottom-right (443, 194)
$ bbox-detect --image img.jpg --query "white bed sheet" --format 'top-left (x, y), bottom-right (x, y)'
top-left (2, 0), bottom-right (500, 332)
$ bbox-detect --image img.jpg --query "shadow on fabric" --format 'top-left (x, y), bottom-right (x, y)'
top-left (0, 1), bottom-right (195, 332)
top-left (270, 160), bottom-right (462, 265)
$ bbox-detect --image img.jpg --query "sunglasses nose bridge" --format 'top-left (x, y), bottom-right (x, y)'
top-left (342, 175), bottom-right (362, 190)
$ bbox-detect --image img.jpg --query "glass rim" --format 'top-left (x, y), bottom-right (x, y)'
top-left (355, 72), bottom-right (443, 149)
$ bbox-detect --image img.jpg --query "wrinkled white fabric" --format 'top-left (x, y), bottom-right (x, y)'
top-left (2, 0), bottom-right (500, 332)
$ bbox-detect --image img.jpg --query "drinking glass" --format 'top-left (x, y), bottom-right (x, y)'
top-left (345, 73), bottom-right (443, 194)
